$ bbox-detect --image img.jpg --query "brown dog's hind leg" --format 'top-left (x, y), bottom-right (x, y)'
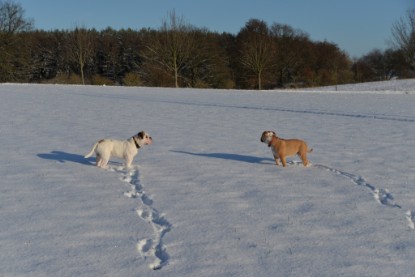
top-left (299, 152), bottom-right (309, 166)
top-left (280, 156), bottom-right (287, 167)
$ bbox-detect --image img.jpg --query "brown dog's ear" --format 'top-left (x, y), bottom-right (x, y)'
top-left (137, 131), bottom-right (144, 139)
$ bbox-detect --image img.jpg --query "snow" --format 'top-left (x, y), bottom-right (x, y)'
top-left (1, 80), bottom-right (415, 276)
top-left (305, 79), bottom-right (415, 94)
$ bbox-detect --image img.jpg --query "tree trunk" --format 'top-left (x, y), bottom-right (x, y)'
top-left (258, 71), bottom-right (262, 90)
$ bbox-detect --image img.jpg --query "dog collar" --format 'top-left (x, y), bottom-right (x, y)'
top-left (132, 137), bottom-right (141, 149)
top-left (269, 136), bottom-right (279, 147)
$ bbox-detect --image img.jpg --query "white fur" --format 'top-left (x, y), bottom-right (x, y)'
top-left (261, 131), bottom-right (275, 144)
top-left (261, 131), bottom-right (277, 156)
top-left (84, 131), bottom-right (152, 168)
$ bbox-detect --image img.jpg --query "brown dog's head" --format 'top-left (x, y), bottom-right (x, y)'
top-left (260, 131), bottom-right (276, 145)
top-left (136, 131), bottom-right (153, 145)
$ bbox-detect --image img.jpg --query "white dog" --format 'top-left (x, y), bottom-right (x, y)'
top-left (84, 131), bottom-right (152, 168)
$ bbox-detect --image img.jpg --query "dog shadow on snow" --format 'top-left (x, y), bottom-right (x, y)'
top-left (170, 150), bottom-right (274, 164)
top-left (37, 151), bottom-right (95, 166)
top-left (38, 150), bottom-right (274, 166)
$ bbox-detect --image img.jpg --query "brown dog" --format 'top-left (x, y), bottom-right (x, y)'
top-left (260, 131), bottom-right (312, 167)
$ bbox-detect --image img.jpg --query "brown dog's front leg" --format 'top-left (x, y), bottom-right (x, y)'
top-left (273, 155), bottom-right (280, 166)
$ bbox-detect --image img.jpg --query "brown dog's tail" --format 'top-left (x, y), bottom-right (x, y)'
top-left (308, 148), bottom-right (313, 153)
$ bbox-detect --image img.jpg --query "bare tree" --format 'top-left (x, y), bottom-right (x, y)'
top-left (143, 10), bottom-right (196, 87)
top-left (0, 0), bottom-right (33, 34)
top-left (69, 27), bottom-right (95, 84)
top-left (390, 8), bottom-right (415, 69)
top-left (271, 23), bottom-right (308, 87)
top-left (0, 0), bottom-right (33, 81)
top-left (237, 19), bottom-right (275, 90)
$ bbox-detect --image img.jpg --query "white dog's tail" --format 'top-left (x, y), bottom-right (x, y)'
top-left (84, 142), bottom-right (99, 158)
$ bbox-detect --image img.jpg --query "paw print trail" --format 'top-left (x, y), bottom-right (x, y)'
top-left (110, 165), bottom-right (172, 270)
top-left (136, 207), bottom-right (172, 270)
top-left (406, 210), bottom-right (415, 230)
top-left (311, 163), bottom-right (415, 230)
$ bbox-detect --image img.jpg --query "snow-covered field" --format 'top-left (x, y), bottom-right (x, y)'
top-left (1, 80), bottom-right (415, 277)
top-left (305, 79), bottom-right (415, 94)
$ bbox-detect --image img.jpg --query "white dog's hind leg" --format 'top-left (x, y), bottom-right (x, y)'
top-left (97, 153), bottom-right (110, 168)
top-left (102, 155), bottom-right (110, 167)
top-left (98, 159), bottom-right (109, 168)
top-left (95, 154), bottom-right (102, 167)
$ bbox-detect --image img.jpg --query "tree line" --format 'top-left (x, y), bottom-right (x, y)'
top-left (1, 2), bottom-right (414, 89)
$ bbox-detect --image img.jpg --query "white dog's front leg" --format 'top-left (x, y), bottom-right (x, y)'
top-left (125, 156), bottom-right (133, 168)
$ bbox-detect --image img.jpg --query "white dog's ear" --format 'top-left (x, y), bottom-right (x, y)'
top-left (272, 131), bottom-right (276, 136)
top-left (137, 131), bottom-right (144, 139)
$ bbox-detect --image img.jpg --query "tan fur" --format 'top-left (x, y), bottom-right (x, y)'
top-left (260, 131), bottom-right (312, 167)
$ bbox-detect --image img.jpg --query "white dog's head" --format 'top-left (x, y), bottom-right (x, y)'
top-left (260, 131), bottom-right (276, 146)
top-left (135, 131), bottom-right (153, 145)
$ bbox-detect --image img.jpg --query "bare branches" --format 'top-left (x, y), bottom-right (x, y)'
top-left (0, 0), bottom-right (33, 34)
top-left (0, 0), bottom-right (33, 81)
top-left (142, 11), bottom-right (196, 87)
top-left (69, 27), bottom-right (96, 85)
top-left (390, 8), bottom-right (415, 68)
top-left (237, 19), bottom-right (275, 90)
top-left (1, 2), bottom-right (413, 87)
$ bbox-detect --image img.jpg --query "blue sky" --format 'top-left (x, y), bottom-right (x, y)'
top-left (18, 0), bottom-right (413, 58)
